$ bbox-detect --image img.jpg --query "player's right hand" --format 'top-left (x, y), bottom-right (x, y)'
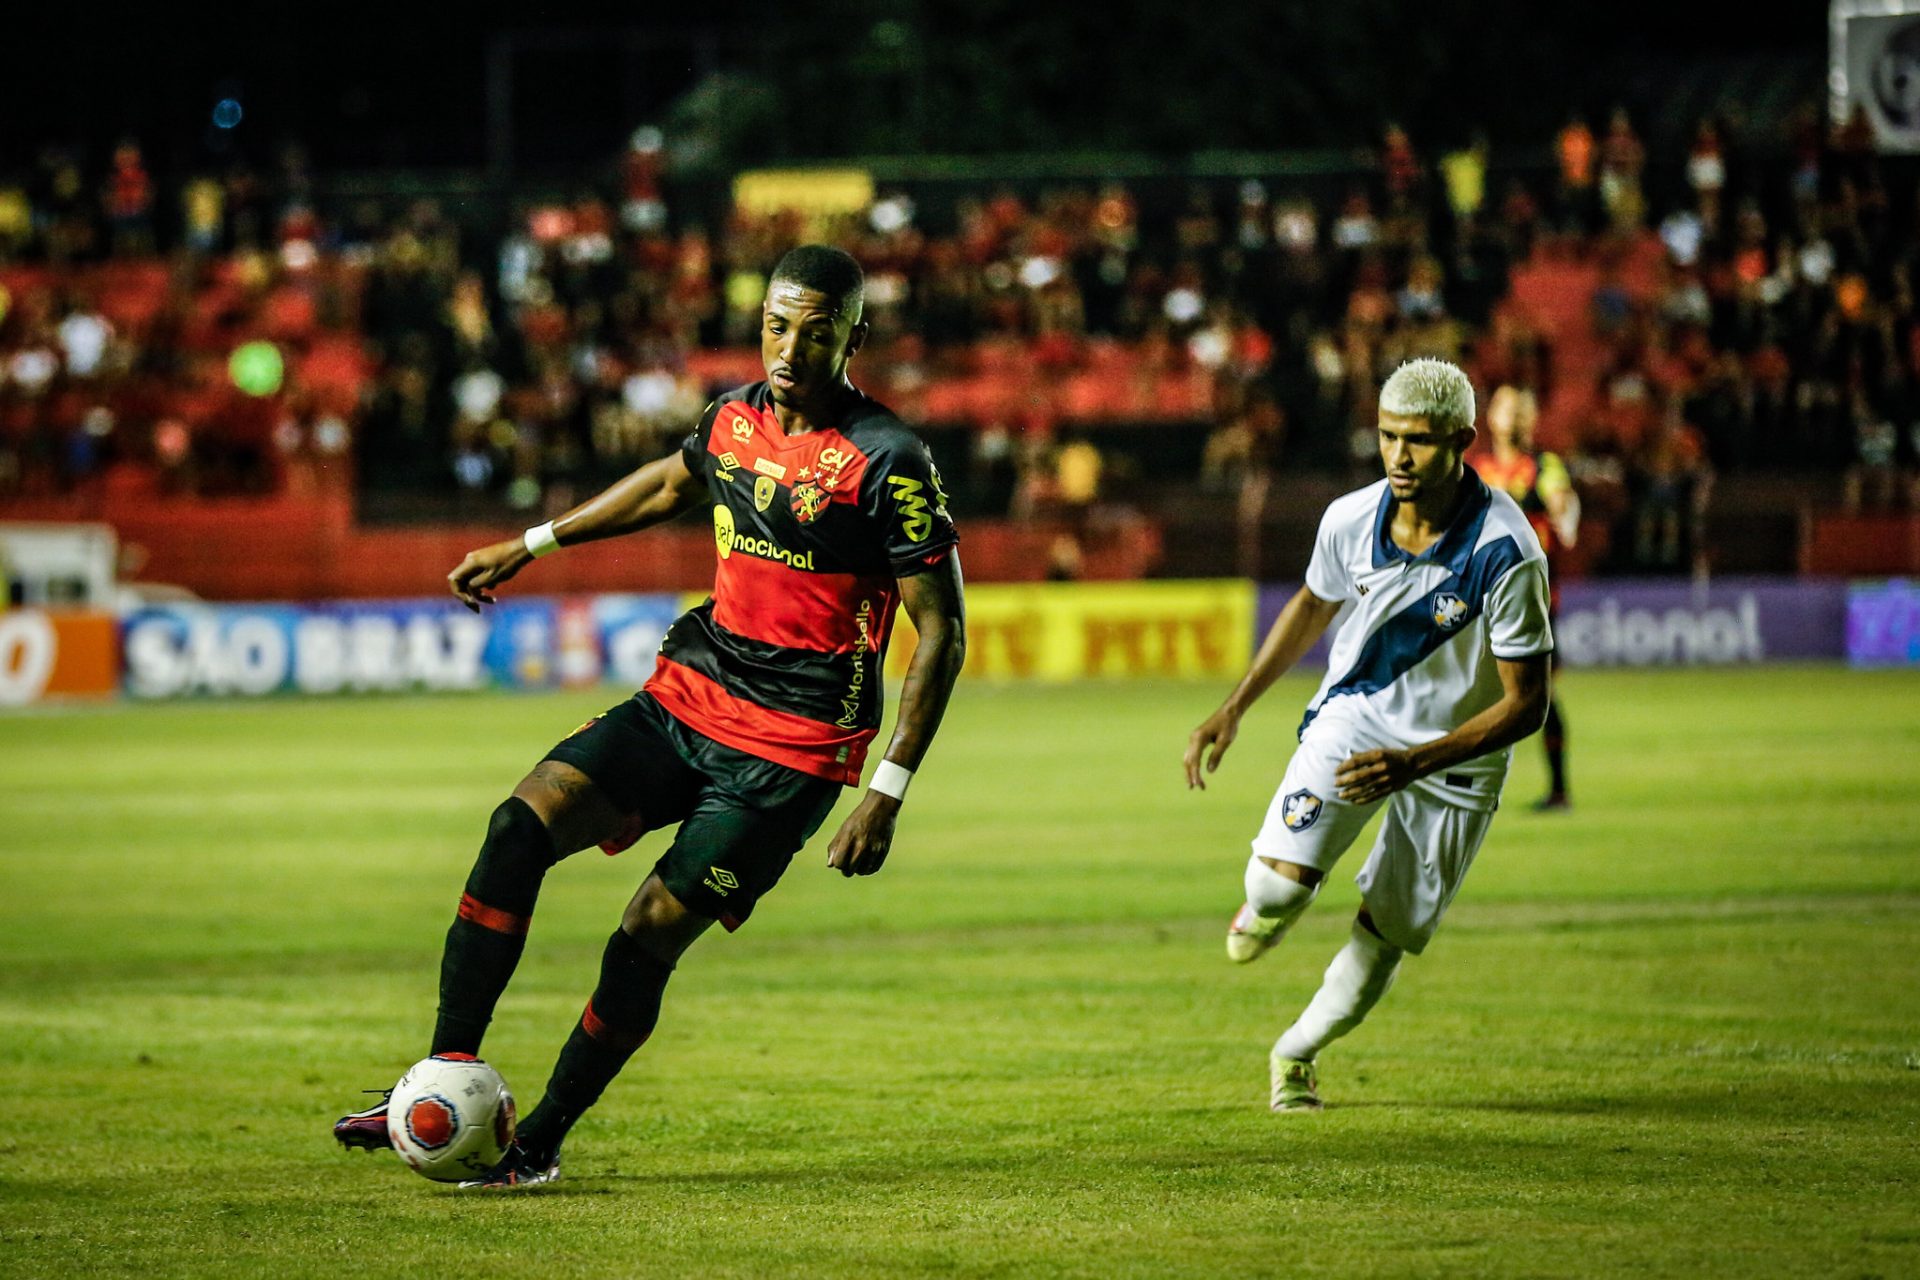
top-left (447, 539), bottom-right (532, 613)
top-left (1184, 708), bottom-right (1239, 790)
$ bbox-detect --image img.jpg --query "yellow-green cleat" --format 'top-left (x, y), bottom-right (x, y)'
top-left (1269, 1053), bottom-right (1323, 1113)
top-left (1227, 903), bottom-right (1286, 964)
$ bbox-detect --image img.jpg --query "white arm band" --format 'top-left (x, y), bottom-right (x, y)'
top-left (523, 522), bottom-right (561, 558)
top-left (869, 759), bottom-right (914, 802)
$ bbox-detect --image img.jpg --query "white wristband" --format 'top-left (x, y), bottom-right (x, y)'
top-left (523, 522), bottom-right (561, 558)
top-left (869, 759), bottom-right (914, 802)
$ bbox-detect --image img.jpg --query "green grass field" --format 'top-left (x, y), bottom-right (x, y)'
top-left (2, 668), bottom-right (1918, 1278)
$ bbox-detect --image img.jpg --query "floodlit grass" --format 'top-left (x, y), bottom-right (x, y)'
top-left (2, 668), bottom-right (1917, 1278)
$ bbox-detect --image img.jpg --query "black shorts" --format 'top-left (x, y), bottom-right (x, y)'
top-left (544, 692), bottom-right (842, 930)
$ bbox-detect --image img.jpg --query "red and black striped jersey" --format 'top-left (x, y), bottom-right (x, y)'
top-left (643, 382), bottom-right (959, 785)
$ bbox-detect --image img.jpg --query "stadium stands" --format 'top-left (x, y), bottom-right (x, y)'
top-left (3, 109), bottom-right (1916, 583)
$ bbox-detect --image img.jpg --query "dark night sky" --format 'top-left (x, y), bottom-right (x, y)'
top-left (4, 2), bottom-right (1827, 175)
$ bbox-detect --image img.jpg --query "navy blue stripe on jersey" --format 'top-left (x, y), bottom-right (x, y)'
top-left (1301, 532), bottom-right (1525, 738)
top-left (1370, 467), bottom-right (1493, 572)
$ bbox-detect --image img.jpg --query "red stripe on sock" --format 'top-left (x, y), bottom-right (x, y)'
top-left (458, 893), bottom-right (531, 937)
top-left (580, 998), bottom-right (651, 1053)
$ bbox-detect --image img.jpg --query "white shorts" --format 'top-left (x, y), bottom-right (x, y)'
top-left (1250, 706), bottom-right (1496, 954)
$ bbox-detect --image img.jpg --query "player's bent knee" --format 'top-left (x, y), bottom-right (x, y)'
top-left (1245, 855), bottom-right (1319, 926)
top-left (488, 796), bottom-right (558, 868)
top-left (512, 760), bottom-right (625, 855)
top-left (461, 797), bottom-right (559, 922)
top-left (619, 875), bottom-right (711, 963)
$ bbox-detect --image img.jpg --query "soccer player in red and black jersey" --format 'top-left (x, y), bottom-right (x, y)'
top-left (332, 246), bottom-right (966, 1187)
top-left (1476, 386), bottom-right (1578, 809)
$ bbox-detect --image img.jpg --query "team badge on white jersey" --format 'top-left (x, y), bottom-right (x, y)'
top-left (1431, 592), bottom-right (1468, 630)
top-left (1281, 789), bottom-right (1323, 831)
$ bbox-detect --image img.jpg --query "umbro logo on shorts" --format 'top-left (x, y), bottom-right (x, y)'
top-left (704, 866), bottom-right (739, 896)
top-left (1281, 789), bottom-right (1323, 832)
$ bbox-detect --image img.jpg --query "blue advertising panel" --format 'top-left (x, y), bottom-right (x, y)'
top-left (118, 594), bottom-right (684, 699)
top-left (1847, 580), bottom-right (1920, 667)
top-left (1256, 577), bottom-right (1851, 671)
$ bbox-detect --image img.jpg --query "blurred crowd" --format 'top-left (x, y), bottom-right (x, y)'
top-left (1502, 104), bottom-right (1920, 571)
top-left (3, 110), bottom-right (1917, 575)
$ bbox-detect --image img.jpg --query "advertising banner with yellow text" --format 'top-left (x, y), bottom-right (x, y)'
top-left (884, 580), bottom-right (1254, 682)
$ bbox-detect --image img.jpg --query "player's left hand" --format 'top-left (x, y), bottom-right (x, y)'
top-left (826, 791), bottom-right (900, 877)
top-left (1335, 748), bottom-right (1418, 804)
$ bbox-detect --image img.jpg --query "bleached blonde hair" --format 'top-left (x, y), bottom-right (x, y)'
top-left (1379, 358), bottom-right (1476, 438)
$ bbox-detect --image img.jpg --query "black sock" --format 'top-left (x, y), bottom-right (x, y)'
top-left (431, 798), bottom-right (557, 1055)
top-left (516, 928), bottom-right (673, 1157)
top-left (1544, 701), bottom-right (1567, 797)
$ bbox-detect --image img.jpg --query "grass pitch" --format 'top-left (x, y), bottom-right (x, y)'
top-left (2, 668), bottom-right (1917, 1278)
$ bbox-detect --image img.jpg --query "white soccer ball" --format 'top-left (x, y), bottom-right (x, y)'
top-left (385, 1054), bottom-right (517, 1183)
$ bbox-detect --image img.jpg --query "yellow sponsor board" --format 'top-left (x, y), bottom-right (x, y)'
top-left (884, 580), bottom-right (1254, 682)
top-left (664, 580), bottom-right (1252, 682)
top-left (732, 169), bottom-right (876, 217)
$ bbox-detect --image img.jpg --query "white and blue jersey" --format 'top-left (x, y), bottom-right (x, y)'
top-left (1299, 467), bottom-right (1553, 809)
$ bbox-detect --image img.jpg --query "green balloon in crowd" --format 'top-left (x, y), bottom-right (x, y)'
top-left (230, 340), bottom-right (285, 397)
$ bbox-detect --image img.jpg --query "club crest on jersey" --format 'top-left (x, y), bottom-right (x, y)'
top-left (1431, 592), bottom-right (1468, 631)
top-left (790, 466), bottom-right (829, 524)
top-left (1281, 789), bottom-right (1323, 832)
top-left (754, 474), bottom-right (777, 512)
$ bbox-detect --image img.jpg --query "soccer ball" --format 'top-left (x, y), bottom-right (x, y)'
top-left (385, 1053), bottom-right (516, 1182)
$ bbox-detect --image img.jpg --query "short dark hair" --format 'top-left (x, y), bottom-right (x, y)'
top-left (769, 244), bottom-right (865, 315)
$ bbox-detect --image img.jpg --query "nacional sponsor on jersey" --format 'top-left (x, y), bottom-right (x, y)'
top-left (713, 504), bottom-right (815, 569)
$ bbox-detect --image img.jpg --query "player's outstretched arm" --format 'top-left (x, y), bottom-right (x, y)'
top-left (1334, 653), bottom-right (1552, 804)
top-left (447, 451), bottom-right (706, 611)
top-left (1185, 586), bottom-right (1342, 790)
top-left (826, 555), bottom-right (968, 878)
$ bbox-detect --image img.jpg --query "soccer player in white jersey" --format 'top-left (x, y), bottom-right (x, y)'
top-left (1183, 358), bottom-right (1553, 1112)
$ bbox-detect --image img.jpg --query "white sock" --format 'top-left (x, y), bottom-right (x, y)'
top-left (1272, 921), bottom-right (1403, 1062)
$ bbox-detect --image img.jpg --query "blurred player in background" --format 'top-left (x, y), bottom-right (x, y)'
top-left (1476, 386), bottom-right (1578, 809)
top-left (1184, 359), bottom-right (1553, 1113)
top-left (333, 245), bottom-right (967, 1186)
